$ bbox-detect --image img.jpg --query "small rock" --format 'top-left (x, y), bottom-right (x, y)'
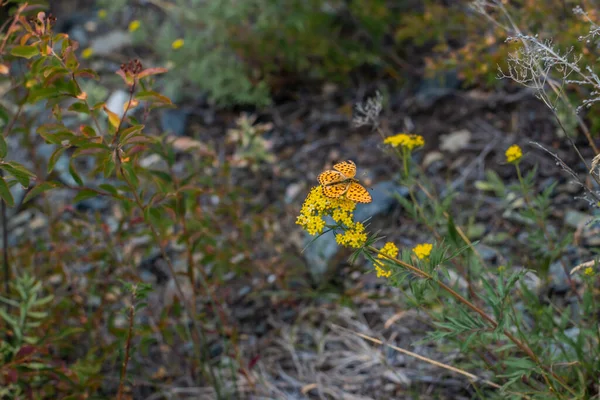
top-left (474, 243), bottom-right (499, 262)
top-left (549, 261), bottom-right (570, 293)
top-left (89, 30), bottom-right (132, 57)
top-left (303, 222), bottom-right (339, 282)
top-left (238, 286), bottom-right (251, 297)
top-left (160, 108), bottom-right (190, 136)
top-left (354, 181), bottom-right (409, 221)
top-left (564, 209), bottom-right (592, 229)
top-left (422, 151), bottom-right (444, 169)
top-left (440, 129), bottom-right (471, 153)
top-left (285, 183), bottom-right (303, 204)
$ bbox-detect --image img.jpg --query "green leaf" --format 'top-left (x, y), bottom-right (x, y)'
top-left (69, 161), bottom-right (83, 186)
top-left (28, 88), bottom-right (64, 103)
top-left (0, 162), bottom-right (35, 187)
top-left (135, 91), bottom-right (172, 105)
top-left (0, 135), bottom-right (6, 158)
top-left (23, 182), bottom-right (59, 204)
top-left (121, 162), bottom-right (138, 187)
top-left (47, 147), bottom-right (66, 174)
top-left (68, 102), bottom-right (90, 115)
top-left (73, 189), bottom-right (97, 203)
top-left (98, 183), bottom-right (118, 196)
top-left (119, 125), bottom-right (145, 144)
top-left (0, 176), bottom-right (14, 207)
top-left (11, 45), bottom-right (39, 59)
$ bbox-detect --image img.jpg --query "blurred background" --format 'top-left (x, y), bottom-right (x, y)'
top-left (2, 0), bottom-right (600, 399)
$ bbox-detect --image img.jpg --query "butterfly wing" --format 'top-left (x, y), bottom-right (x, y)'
top-left (322, 182), bottom-right (350, 198)
top-left (345, 182), bottom-right (372, 203)
top-left (333, 160), bottom-right (356, 179)
top-left (318, 170), bottom-right (345, 186)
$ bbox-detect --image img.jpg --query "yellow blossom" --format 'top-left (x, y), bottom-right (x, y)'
top-left (413, 243), bottom-right (433, 260)
top-left (374, 242), bottom-right (399, 278)
top-left (498, 265), bottom-right (506, 273)
top-left (129, 20), bottom-right (141, 33)
top-left (335, 222), bottom-right (367, 248)
top-left (82, 47), bottom-right (94, 59)
top-left (296, 186), bottom-right (357, 236)
top-left (505, 144), bottom-right (522, 164)
top-left (98, 9), bottom-right (107, 19)
top-left (172, 38), bottom-right (185, 50)
top-left (584, 267), bottom-right (595, 276)
top-left (384, 133), bottom-right (425, 151)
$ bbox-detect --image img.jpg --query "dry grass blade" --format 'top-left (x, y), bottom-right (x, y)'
top-left (332, 324), bottom-right (533, 400)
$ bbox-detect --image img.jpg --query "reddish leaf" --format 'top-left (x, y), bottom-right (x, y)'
top-left (16, 345), bottom-right (37, 359)
top-left (116, 69), bottom-right (134, 87)
top-left (137, 67), bottom-right (168, 79)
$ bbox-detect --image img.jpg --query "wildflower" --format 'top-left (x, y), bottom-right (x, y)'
top-left (498, 265), bottom-right (506, 273)
top-left (98, 9), bottom-right (107, 19)
top-left (128, 20), bottom-right (141, 33)
top-left (584, 267), bottom-right (595, 276)
top-left (335, 222), bottom-right (367, 248)
top-left (505, 144), bottom-right (522, 164)
top-left (413, 243), bottom-right (433, 260)
top-left (374, 242), bottom-right (399, 278)
top-left (384, 133), bottom-right (425, 151)
top-left (82, 47), bottom-right (94, 59)
top-left (172, 38), bottom-right (184, 50)
top-left (296, 186), bottom-right (356, 236)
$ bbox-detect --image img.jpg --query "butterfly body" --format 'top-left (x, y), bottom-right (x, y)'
top-left (317, 160), bottom-right (372, 203)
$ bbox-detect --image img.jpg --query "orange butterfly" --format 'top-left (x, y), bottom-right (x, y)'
top-left (317, 160), bottom-right (372, 203)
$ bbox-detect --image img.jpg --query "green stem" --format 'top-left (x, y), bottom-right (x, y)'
top-left (367, 246), bottom-right (576, 396)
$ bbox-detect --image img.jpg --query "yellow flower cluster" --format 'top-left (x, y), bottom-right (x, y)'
top-left (172, 38), bottom-right (184, 50)
top-left (584, 267), bottom-right (595, 277)
top-left (505, 144), bottom-right (522, 164)
top-left (335, 222), bottom-right (367, 248)
top-left (129, 20), bottom-right (141, 33)
top-left (374, 242), bottom-right (399, 278)
top-left (296, 186), bottom-right (366, 248)
top-left (82, 47), bottom-right (94, 59)
top-left (384, 133), bottom-right (425, 151)
top-left (413, 243), bottom-right (433, 260)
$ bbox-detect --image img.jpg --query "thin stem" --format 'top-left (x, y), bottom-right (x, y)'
top-left (1, 171), bottom-right (7, 299)
top-left (367, 245), bottom-right (576, 396)
top-left (116, 294), bottom-right (135, 400)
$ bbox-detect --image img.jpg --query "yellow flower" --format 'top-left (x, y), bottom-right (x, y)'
top-left (413, 243), bottom-right (433, 260)
top-left (98, 9), bottom-right (107, 19)
top-left (584, 267), bottom-right (595, 276)
top-left (374, 242), bottom-right (399, 278)
top-left (505, 144), bottom-right (522, 164)
top-left (384, 133), bottom-right (425, 151)
top-left (172, 38), bottom-right (184, 50)
top-left (82, 47), bottom-right (94, 59)
top-left (335, 222), bottom-right (367, 248)
top-left (129, 20), bottom-right (141, 33)
top-left (296, 186), bottom-right (357, 236)
top-left (498, 265), bottom-right (506, 273)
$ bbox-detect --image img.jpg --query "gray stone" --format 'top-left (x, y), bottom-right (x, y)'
top-left (89, 30), bottom-right (132, 57)
top-left (549, 261), bottom-right (570, 293)
top-left (160, 108), bottom-right (190, 136)
top-left (354, 181), bottom-right (409, 221)
top-left (564, 210), bottom-right (592, 228)
top-left (474, 243), bottom-right (499, 262)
